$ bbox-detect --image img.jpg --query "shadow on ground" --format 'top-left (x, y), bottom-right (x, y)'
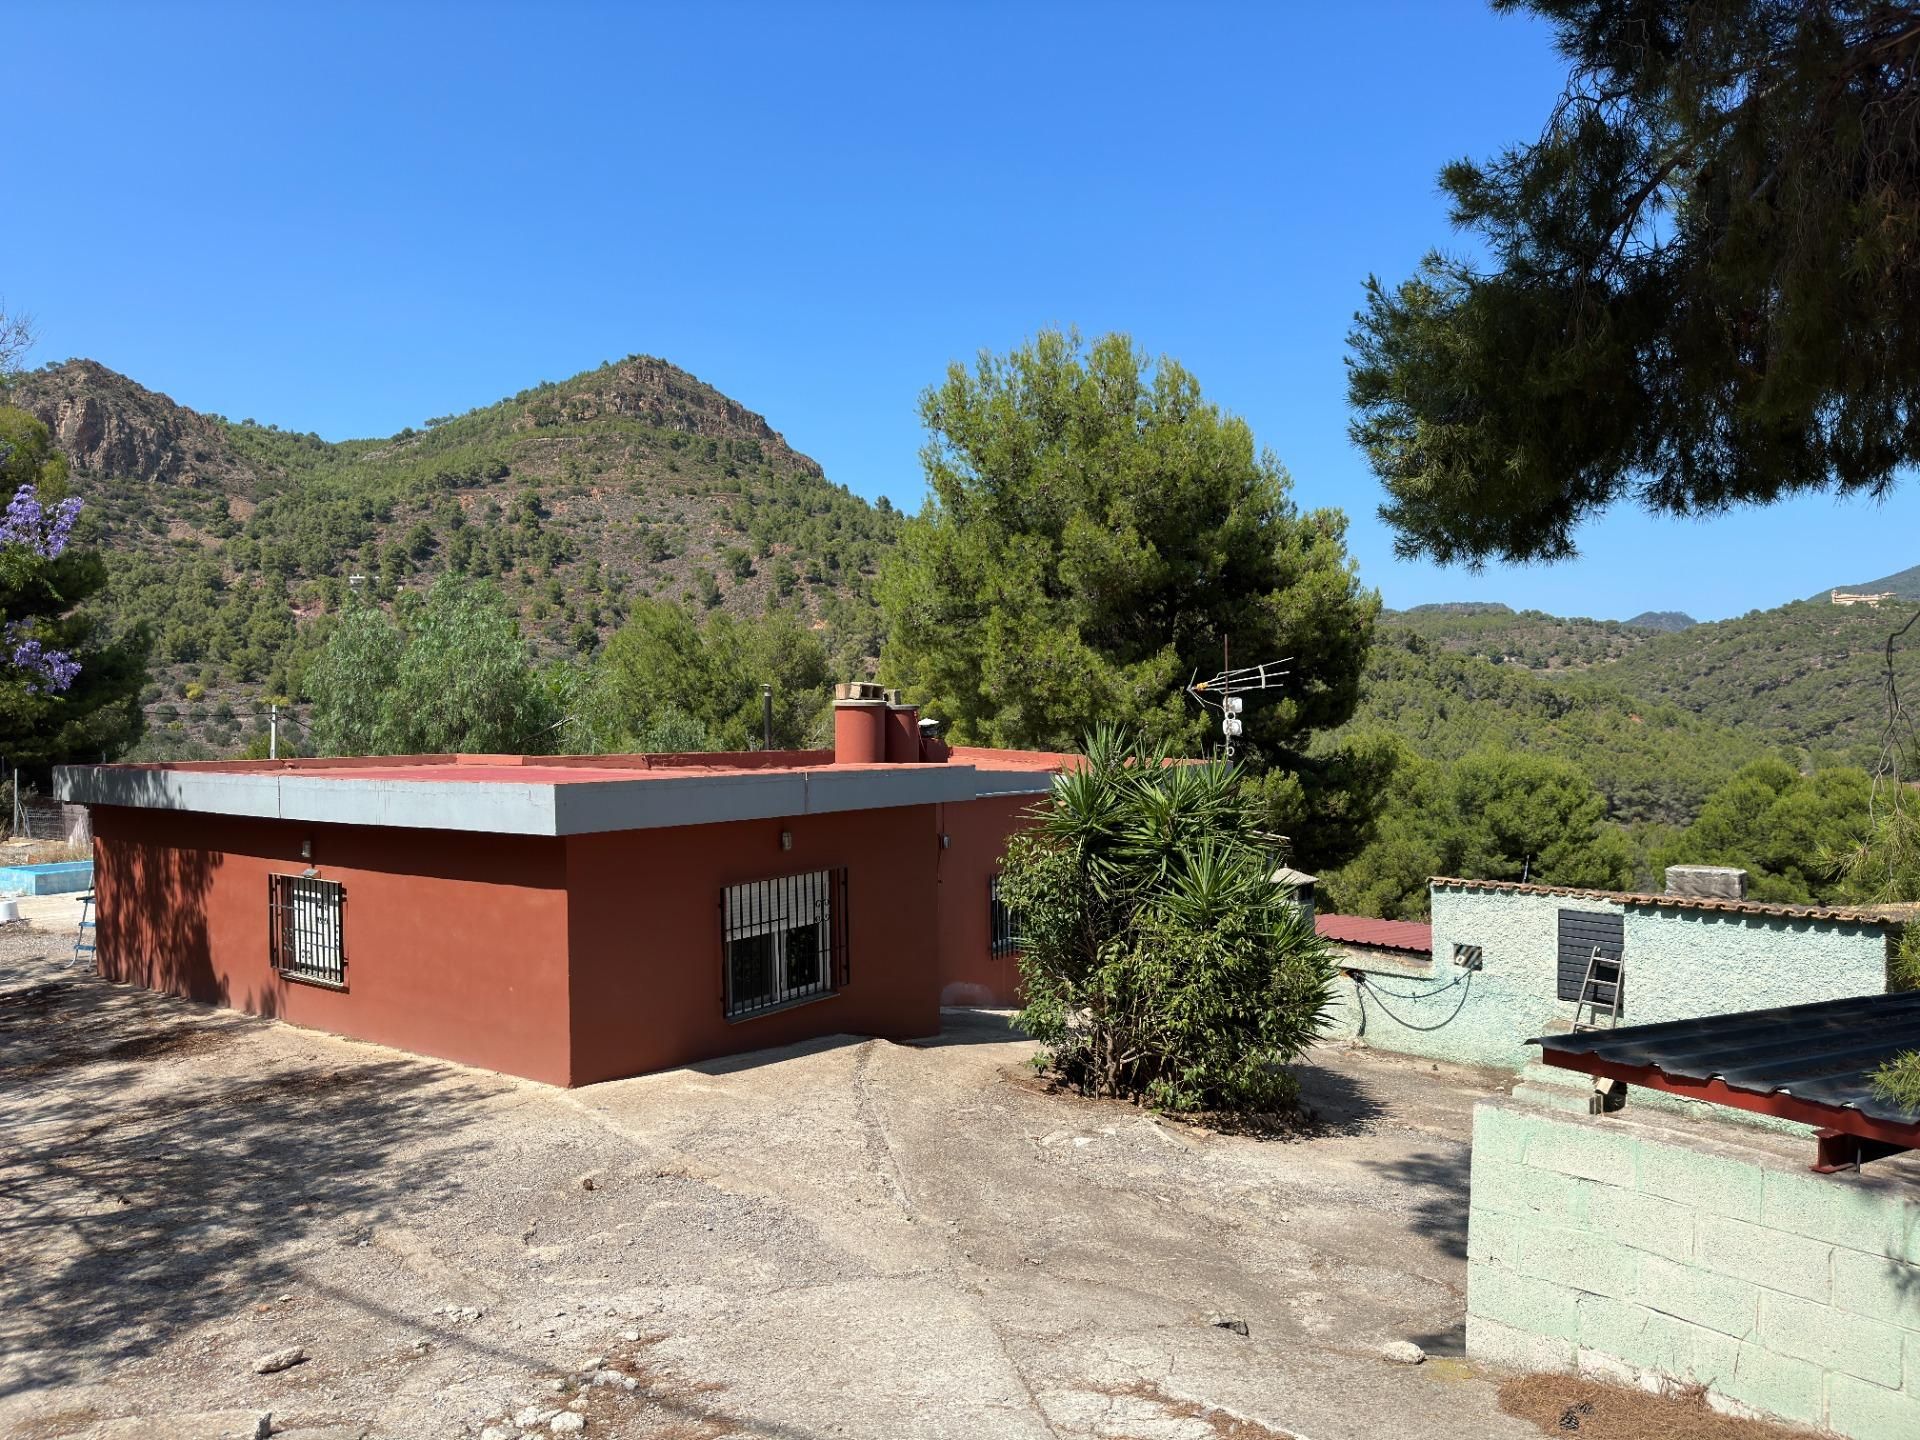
top-left (1290, 1059), bottom-right (1390, 1136)
top-left (1360, 1146), bottom-right (1470, 1261)
top-left (0, 972), bottom-right (503, 1400)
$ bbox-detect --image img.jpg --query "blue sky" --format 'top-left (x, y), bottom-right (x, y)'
top-left (8, 2), bottom-right (1914, 621)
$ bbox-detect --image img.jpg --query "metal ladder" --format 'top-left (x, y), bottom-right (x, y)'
top-left (1572, 944), bottom-right (1624, 1031)
top-left (71, 891), bottom-right (95, 968)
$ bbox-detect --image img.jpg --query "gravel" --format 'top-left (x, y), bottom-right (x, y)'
top-left (1, 930), bottom-right (1543, 1439)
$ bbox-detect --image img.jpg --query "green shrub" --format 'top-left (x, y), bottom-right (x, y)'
top-left (999, 726), bottom-right (1335, 1113)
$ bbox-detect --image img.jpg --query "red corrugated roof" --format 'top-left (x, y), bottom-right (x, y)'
top-left (1315, 913), bottom-right (1433, 956)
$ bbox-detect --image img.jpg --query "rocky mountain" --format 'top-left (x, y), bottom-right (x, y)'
top-left (13, 359), bottom-right (265, 493)
top-left (2, 355), bottom-right (900, 757)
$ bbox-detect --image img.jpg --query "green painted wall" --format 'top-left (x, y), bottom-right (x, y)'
top-left (1467, 1098), bottom-right (1920, 1437)
top-left (1322, 886), bottom-right (1894, 1074)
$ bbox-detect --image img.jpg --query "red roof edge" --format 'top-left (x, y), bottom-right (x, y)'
top-left (1315, 912), bottom-right (1433, 956)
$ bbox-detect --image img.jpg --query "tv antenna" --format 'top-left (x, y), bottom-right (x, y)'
top-left (1186, 655), bottom-right (1289, 760)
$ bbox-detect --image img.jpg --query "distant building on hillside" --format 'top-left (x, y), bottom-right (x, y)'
top-left (1831, 588), bottom-right (1898, 606)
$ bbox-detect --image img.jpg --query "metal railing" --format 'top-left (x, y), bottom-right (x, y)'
top-left (989, 875), bottom-right (1020, 957)
top-left (270, 874), bottom-right (346, 988)
top-left (721, 867), bottom-right (848, 1019)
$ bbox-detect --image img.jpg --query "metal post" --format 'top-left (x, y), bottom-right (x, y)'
top-left (270, 703), bottom-right (279, 760)
top-left (761, 684), bottom-right (773, 751)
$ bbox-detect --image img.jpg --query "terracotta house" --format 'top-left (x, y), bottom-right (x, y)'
top-left (55, 688), bottom-right (1062, 1085)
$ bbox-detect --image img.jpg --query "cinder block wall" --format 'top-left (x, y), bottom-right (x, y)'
top-left (1323, 887), bottom-right (1894, 1073)
top-left (1467, 1098), bottom-right (1920, 1437)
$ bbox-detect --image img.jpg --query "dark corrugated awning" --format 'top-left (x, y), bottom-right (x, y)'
top-left (1531, 992), bottom-right (1920, 1149)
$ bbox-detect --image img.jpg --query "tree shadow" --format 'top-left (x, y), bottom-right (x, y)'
top-left (1358, 1147), bottom-right (1471, 1263)
top-left (0, 968), bottom-right (503, 1399)
top-left (90, 775), bottom-right (225, 1005)
top-left (1289, 1058), bottom-right (1391, 1137)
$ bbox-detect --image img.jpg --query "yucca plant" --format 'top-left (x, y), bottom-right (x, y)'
top-left (999, 724), bottom-right (1335, 1113)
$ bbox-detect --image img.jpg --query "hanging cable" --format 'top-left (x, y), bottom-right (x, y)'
top-left (1351, 966), bottom-right (1477, 1032)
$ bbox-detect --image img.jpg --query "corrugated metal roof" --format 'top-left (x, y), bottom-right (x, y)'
top-left (1432, 876), bottom-right (1914, 929)
top-left (1315, 913), bottom-right (1433, 956)
top-left (1533, 992), bottom-right (1920, 1132)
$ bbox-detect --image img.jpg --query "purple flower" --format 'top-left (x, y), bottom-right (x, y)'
top-left (0, 484), bottom-right (83, 559)
top-left (6, 626), bottom-right (81, 694)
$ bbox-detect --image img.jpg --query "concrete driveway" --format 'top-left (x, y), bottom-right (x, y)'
top-left (0, 930), bottom-right (1540, 1440)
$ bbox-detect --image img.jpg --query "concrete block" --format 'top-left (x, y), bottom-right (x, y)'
top-left (1636, 1138), bottom-right (1763, 1222)
top-left (1516, 1221), bottom-right (1642, 1300)
top-left (1471, 1155), bottom-right (1592, 1223)
top-left (1526, 1121), bottom-right (1639, 1190)
top-left (1511, 1083), bottom-right (1601, 1116)
top-left (1466, 1207), bottom-right (1526, 1267)
top-left (1576, 1293), bottom-right (1695, 1375)
top-left (1830, 1247), bottom-right (1920, 1330)
top-left (1758, 1290), bottom-right (1904, 1388)
top-left (1471, 1102), bottom-right (1539, 1165)
top-left (1696, 1217), bottom-right (1832, 1303)
top-left (1512, 1090), bottom-right (1605, 1121)
top-left (1697, 1338), bottom-right (1826, 1429)
top-left (1828, 1373), bottom-right (1920, 1440)
top-left (1517, 1061), bottom-right (1602, 1092)
top-left (1469, 1260), bottom-right (1580, 1340)
top-left (1761, 1168), bottom-right (1915, 1260)
top-left (1633, 1254), bottom-right (1759, 1338)
top-left (1587, 1185), bottom-right (1695, 1264)
top-left (1465, 1313), bottom-right (1577, 1373)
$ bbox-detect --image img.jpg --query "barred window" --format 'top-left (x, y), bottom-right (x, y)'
top-left (722, 868), bottom-right (848, 1020)
top-left (270, 874), bottom-right (345, 988)
top-left (989, 875), bottom-right (1020, 958)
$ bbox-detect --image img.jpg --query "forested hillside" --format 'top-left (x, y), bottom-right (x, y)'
top-left (1380, 594), bottom-right (1920, 771)
top-left (13, 351), bottom-right (1920, 862)
top-left (6, 357), bottom-right (898, 755)
top-left (1337, 631), bottom-right (1766, 827)
top-left (1601, 599), bottom-right (1920, 767)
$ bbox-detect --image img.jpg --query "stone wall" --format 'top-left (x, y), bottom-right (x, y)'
top-left (1467, 1098), bottom-right (1920, 1437)
top-left (1322, 886), bottom-right (1895, 1073)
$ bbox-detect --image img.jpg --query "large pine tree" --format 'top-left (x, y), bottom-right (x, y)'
top-left (1349, 1), bottom-right (1920, 565)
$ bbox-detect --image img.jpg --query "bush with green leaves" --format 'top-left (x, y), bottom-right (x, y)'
top-left (998, 727), bottom-right (1335, 1113)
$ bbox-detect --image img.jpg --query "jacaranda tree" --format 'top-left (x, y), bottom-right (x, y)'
top-left (0, 406), bottom-right (145, 773)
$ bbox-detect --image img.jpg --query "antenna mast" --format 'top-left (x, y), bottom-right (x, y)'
top-left (1185, 657), bottom-right (1290, 761)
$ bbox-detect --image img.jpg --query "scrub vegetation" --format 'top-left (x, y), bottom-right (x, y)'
top-left (997, 727), bottom-right (1335, 1113)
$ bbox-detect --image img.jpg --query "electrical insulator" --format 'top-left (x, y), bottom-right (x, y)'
top-left (1225, 696), bottom-right (1243, 714)
top-left (1223, 716), bottom-right (1243, 736)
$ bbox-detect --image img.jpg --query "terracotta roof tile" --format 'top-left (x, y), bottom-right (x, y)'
top-left (1430, 876), bottom-right (1915, 929)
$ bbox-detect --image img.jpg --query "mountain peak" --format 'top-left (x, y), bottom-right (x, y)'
top-left (6, 358), bottom-right (266, 493)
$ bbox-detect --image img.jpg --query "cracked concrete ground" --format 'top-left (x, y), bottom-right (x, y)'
top-left (0, 928), bottom-right (1542, 1440)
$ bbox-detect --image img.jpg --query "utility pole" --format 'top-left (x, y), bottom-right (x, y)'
top-left (270, 702), bottom-right (279, 760)
top-left (761, 684), bottom-right (774, 751)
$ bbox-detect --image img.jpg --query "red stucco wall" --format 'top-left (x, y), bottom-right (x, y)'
top-left (90, 805), bottom-right (574, 1084)
top-left (934, 792), bottom-right (1038, 1007)
top-left (88, 785), bottom-right (1041, 1087)
top-left (562, 806), bottom-right (944, 1085)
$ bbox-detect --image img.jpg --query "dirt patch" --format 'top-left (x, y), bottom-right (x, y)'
top-left (1095, 1381), bottom-right (1297, 1439)
top-left (100, 1024), bottom-right (235, 1063)
top-left (483, 1334), bottom-right (743, 1440)
top-left (997, 1061), bottom-right (1315, 1139)
top-left (1498, 1375), bottom-right (1815, 1439)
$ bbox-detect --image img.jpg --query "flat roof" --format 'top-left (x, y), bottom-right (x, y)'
top-left (54, 748), bottom-right (1066, 838)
